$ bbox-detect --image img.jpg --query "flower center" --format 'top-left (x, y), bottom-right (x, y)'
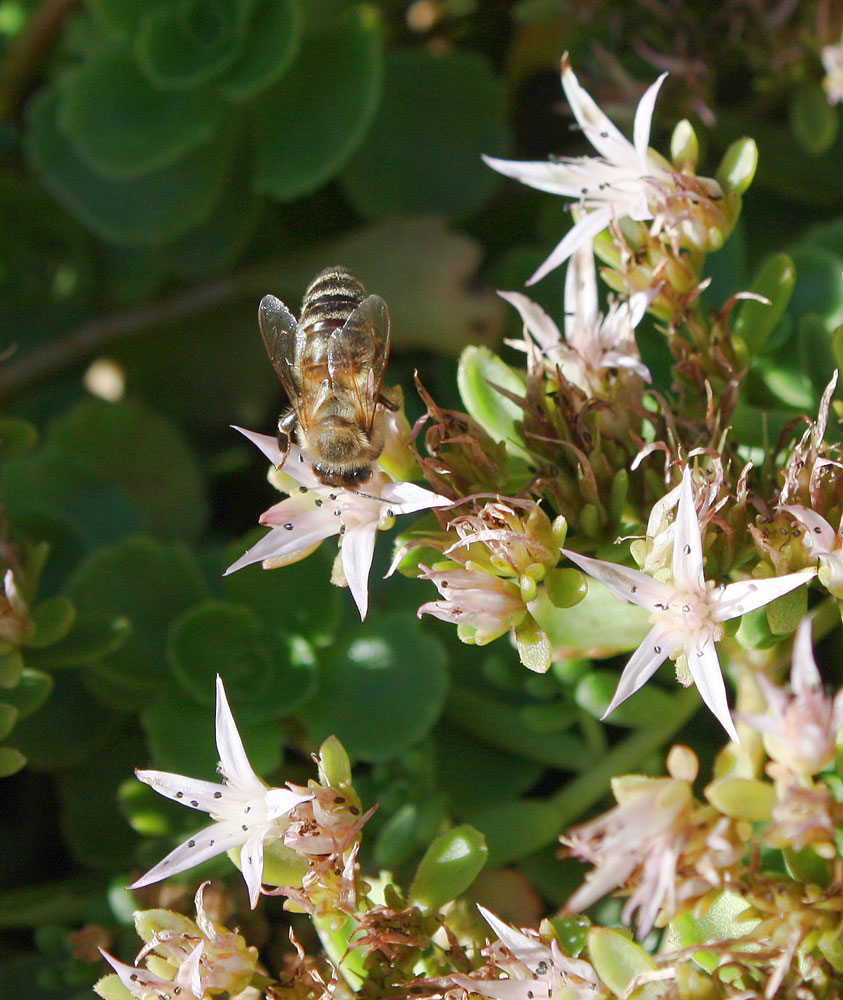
top-left (653, 590), bottom-right (723, 652)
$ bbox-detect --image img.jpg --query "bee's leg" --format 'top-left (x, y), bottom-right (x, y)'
top-left (276, 410), bottom-right (298, 467)
top-left (378, 386), bottom-right (401, 411)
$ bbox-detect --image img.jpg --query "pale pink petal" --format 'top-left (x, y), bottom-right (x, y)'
top-left (450, 976), bottom-right (549, 1000)
top-left (560, 61), bottom-right (632, 162)
top-left (564, 243), bottom-right (599, 340)
top-left (239, 828), bottom-right (267, 909)
top-left (128, 822), bottom-right (246, 890)
top-left (100, 949), bottom-right (173, 995)
top-left (498, 290), bottom-right (564, 352)
top-left (599, 351), bottom-right (652, 381)
top-left (528, 209), bottom-right (615, 285)
top-left (265, 785), bottom-right (312, 820)
top-left (477, 906), bottom-right (550, 972)
top-left (633, 73), bottom-right (668, 161)
top-left (780, 505), bottom-right (838, 554)
top-left (223, 520), bottom-right (337, 576)
top-left (790, 616), bottom-right (821, 696)
top-left (134, 770), bottom-right (228, 811)
top-left (232, 425), bottom-right (321, 489)
top-left (685, 640), bottom-right (739, 742)
top-left (601, 624), bottom-right (675, 719)
top-left (379, 480), bottom-right (452, 514)
top-left (712, 569), bottom-right (815, 621)
top-left (561, 547), bottom-right (672, 611)
top-left (341, 520), bottom-right (379, 619)
top-left (214, 675), bottom-right (263, 793)
top-left (482, 154), bottom-right (584, 197)
top-left (671, 468), bottom-right (705, 593)
top-left (173, 942), bottom-right (205, 997)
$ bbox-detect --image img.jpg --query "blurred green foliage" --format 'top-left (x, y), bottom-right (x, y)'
top-left (0, 0), bottom-right (843, 994)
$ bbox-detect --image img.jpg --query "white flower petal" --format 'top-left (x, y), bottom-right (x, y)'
top-left (174, 942), bottom-right (205, 997)
top-left (341, 520), bottom-right (379, 619)
top-left (134, 770), bottom-right (227, 811)
top-left (561, 60), bottom-right (632, 162)
top-left (100, 949), bottom-right (172, 995)
top-left (450, 976), bottom-right (549, 1000)
top-left (477, 906), bottom-right (550, 972)
top-left (528, 209), bottom-right (614, 285)
top-left (601, 624), bottom-right (674, 719)
top-left (780, 504), bottom-right (838, 554)
top-left (378, 480), bottom-right (452, 514)
top-left (232, 425), bottom-right (320, 489)
top-left (713, 569), bottom-right (815, 621)
top-left (129, 821), bottom-right (246, 890)
top-left (265, 785), bottom-right (311, 820)
top-left (498, 290), bottom-right (564, 352)
top-left (482, 154), bottom-right (584, 196)
top-left (671, 468), bottom-right (705, 594)
top-left (633, 73), bottom-right (668, 161)
top-left (239, 828), bottom-right (267, 909)
top-left (223, 519), bottom-right (336, 576)
top-left (599, 351), bottom-right (652, 382)
top-left (565, 243), bottom-right (600, 341)
top-left (790, 616), bottom-right (821, 696)
top-left (561, 547), bottom-right (672, 610)
top-left (685, 640), bottom-right (739, 743)
top-left (214, 675), bottom-right (264, 794)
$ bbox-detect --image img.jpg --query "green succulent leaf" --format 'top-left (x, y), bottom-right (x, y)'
top-left (409, 824), bottom-right (487, 910)
top-left (300, 611), bottom-right (448, 762)
top-left (44, 397), bottom-right (209, 541)
top-left (25, 86), bottom-right (236, 246)
top-left (57, 51), bottom-right (225, 179)
top-left (1, 668), bottom-right (53, 720)
top-left (457, 345), bottom-right (527, 457)
top-left (790, 84), bottom-right (839, 156)
top-left (341, 48), bottom-right (510, 217)
top-left (167, 600), bottom-right (318, 724)
top-left (135, 0), bottom-right (250, 90)
top-left (0, 418), bottom-right (38, 462)
top-left (65, 536), bottom-right (209, 695)
top-left (252, 6), bottom-right (383, 200)
top-left (587, 927), bottom-right (658, 996)
top-left (217, 0), bottom-right (302, 102)
top-left (0, 747), bottom-right (26, 777)
top-left (23, 596), bottom-right (75, 649)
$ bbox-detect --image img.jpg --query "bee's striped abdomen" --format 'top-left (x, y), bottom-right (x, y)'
top-left (300, 266), bottom-right (366, 333)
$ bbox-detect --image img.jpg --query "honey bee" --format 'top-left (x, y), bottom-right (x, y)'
top-left (258, 266), bottom-right (398, 489)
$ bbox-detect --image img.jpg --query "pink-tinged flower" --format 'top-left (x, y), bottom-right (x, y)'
top-left (97, 882), bottom-right (259, 1000)
top-left (450, 905), bottom-right (602, 1000)
top-left (225, 427), bottom-right (451, 619)
top-left (484, 57), bottom-right (723, 284)
top-left (781, 502), bottom-right (843, 597)
top-left (563, 468), bottom-right (815, 741)
top-left (822, 34), bottom-right (843, 105)
top-left (417, 564), bottom-right (527, 644)
top-left (740, 617), bottom-right (843, 777)
top-left (500, 243), bottom-right (653, 392)
top-left (129, 676), bottom-right (312, 908)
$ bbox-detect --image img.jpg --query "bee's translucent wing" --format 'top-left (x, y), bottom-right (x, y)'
top-left (328, 294), bottom-right (392, 431)
top-left (258, 294), bottom-right (306, 414)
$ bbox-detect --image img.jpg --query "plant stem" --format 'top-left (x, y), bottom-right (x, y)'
top-left (0, 0), bottom-right (81, 120)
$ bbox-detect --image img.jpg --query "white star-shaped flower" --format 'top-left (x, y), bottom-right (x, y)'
top-left (500, 241), bottom-right (653, 391)
top-left (562, 468), bottom-right (815, 741)
top-left (225, 427), bottom-right (451, 619)
top-left (822, 34), bottom-right (843, 106)
top-left (129, 676), bottom-right (312, 908)
top-left (484, 56), bottom-right (722, 285)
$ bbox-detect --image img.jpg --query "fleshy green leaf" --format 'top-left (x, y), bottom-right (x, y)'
top-left (574, 671), bottom-right (677, 728)
top-left (704, 777), bottom-right (775, 821)
top-left (0, 418), bottom-right (38, 462)
top-left (65, 536), bottom-right (208, 695)
top-left (1, 668), bottom-right (53, 719)
top-left (135, 0), bottom-right (249, 90)
top-left (23, 596), bottom-right (75, 649)
top-left (409, 824), bottom-right (487, 909)
top-left (25, 86), bottom-right (236, 246)
top-left (300, 611), bottom-right (448, 762)
top-left (27, 614), bottom-right (131, 671)
top-left (86, 0), bottom-right (147, 37)
top-left (252, 6), bottom-right (383, 200)
top-left (715, 137), bottom-right (757, 196)
top-left (341, 48), bottom-right (510, 217)
top-left (217, 0), bottom-right (302, 102)
top-left (465, 799), bottom-right (564, 867)
top-left (669, 891), bottom-right (757, 974)
top-left (167, 600), bottom-right (318, 724)
top-left (58, 51), bottom-right (224, 179)
top-left (531, 583), bottom-right (651, 659)
top-left (790, 84), bottom-right (839, 156)
top-left (45, 397), bottom-right (209, 541)
top-left (0, 747), bottom-right (26, 777)
top-left (587, 927), bottom-right (658, 997)
top-left (732, 253), bottom-right (795, 356)
top-left (457, 345), bottom-right (527, 456)
top-left (0, 703), bottom-right (18, 740)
